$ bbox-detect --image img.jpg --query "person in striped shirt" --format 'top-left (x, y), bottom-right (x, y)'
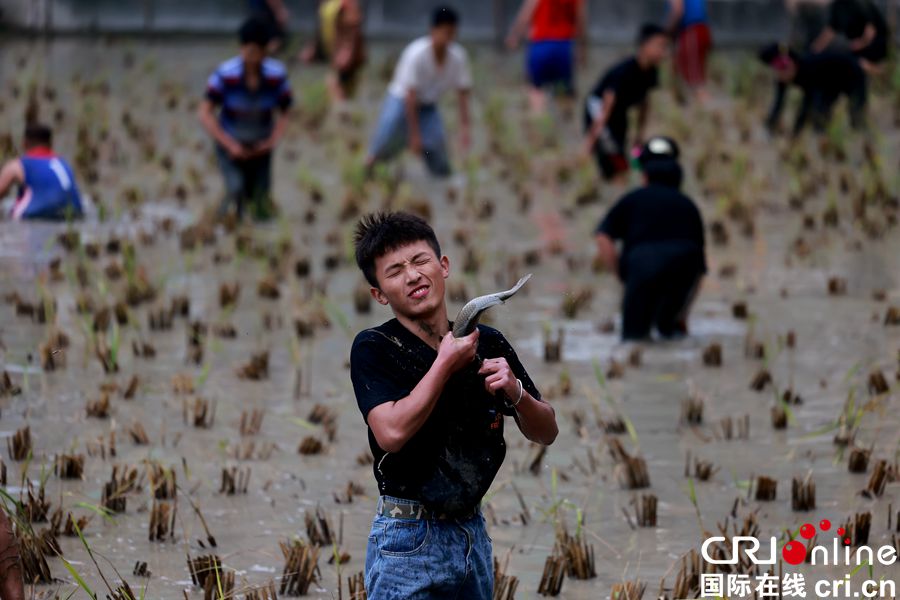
top-left (199, 17), bottom-right (293, 221)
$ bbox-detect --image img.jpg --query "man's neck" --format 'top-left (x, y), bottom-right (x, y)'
top-left (24, 146), bottom-right (55, 158)
top-left (396, 305), bottom-right (450, 350)
top-left (431, 41), bottom-right (448, 66)
top-left (636, 54), bottom-right (653, 70)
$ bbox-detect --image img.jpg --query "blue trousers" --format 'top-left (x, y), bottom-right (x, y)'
top-left (215, 145), bottom-right (273, 220)
top-left (364, 496), bottom-right (493, 600)
top-left (368, 93), bottom-right (452, 177)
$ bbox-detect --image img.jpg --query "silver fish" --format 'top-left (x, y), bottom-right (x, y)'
top-left (451, 274), bottom-right (533, 338)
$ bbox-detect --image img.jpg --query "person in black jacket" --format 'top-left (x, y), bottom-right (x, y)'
top-left (594, 137), bottom-right (706, 341)
top-left (759, 43), bottom-right (867, 134)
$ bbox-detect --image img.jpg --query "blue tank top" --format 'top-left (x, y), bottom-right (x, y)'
top-left (681, 0), bottom-right (707, 27)
top-left (12, 151), bottom-right (83, 220)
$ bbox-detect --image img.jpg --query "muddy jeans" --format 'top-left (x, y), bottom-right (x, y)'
top-left (364, 496), bottom-right (493, 600)
top-left (367, 93), bottom-right (452, 177)
top-left (215, 145), bottom-right (273, 220)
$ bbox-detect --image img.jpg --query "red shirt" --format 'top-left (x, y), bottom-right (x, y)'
top-left (530, 0), bottom-right (580, 42)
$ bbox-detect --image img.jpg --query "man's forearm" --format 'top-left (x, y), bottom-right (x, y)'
top-left (269, 112), bottom-right (289, 145)
top-left (514, 392), bottom-right (558, 445)
top-left (405, 91), bottom-right (421, 144)
top-left (666, 0), bottom-right (684, 33)
top-left (459, 90), bottom-right (471, 130)
top-left (368, 361), bottom-right (451, 452)
top-left (812, 27), bottom-right (834, 52)
top-left (199, 105), bottom-right (237, 149)
top-left (588, 92), bottom-right (616, 143)
top-left (637, 102), bottom-right (649, 141)
top-left (596, 234), bottom-right (618, 273)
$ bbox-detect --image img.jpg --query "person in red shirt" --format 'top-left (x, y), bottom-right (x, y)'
top-left (666, 0), bottom-right (713, 103)
top-left (506, 0), bottom-right (587, 115)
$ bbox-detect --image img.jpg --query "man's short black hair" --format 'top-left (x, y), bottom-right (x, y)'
top-left (24, 123), bottom-right (52, 147)
top-left (432, 5), bottom-right (460, 29)
top-left (638, 23), bottom-right (667, 46)
top-left (354, 212), bottom-right (442, 288)
top-left (239, 16), bottom-right (273, 47)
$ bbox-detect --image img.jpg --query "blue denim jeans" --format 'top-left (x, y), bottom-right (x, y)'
top-left (364, 496), bottom-right (493, 600)
top-left (367, 93), bottom-right (452, 177)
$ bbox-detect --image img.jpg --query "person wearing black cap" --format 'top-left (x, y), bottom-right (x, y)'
top-left (759, 42), bottom-right (866, 134)
top-left (198, 17), bottom-right (293, 220)
top-left (582, 24), bottom-right (669, 183)
top-left (594, 137), bottom-right (706, 341)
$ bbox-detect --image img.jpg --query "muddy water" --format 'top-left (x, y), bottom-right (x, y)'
top-left (0, 36), bottom-right (899, 598)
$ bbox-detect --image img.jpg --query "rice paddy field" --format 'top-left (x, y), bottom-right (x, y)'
top-left (0, 34), bottom-right (899, 599)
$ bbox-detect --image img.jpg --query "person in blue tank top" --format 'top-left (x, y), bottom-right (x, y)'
top-left (0, 124), bottom-right (84, 221)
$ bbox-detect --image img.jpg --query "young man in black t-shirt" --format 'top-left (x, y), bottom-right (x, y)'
top-left (583, 24), bottom-right (669, 182)
top-left (350, 212), bottom-right (557, 600)
top-left (595, 137), bottom-right (707, 341)
top-left (760, 43), bottom-right (867, 134)
top-left (812, 0), bottom-right (889, 73)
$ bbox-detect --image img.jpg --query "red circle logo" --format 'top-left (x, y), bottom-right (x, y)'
top-left (782, 541), bottom-right (807, 565)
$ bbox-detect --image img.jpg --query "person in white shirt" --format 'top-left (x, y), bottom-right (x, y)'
top-left (365, 6), bottom-right (472, 177)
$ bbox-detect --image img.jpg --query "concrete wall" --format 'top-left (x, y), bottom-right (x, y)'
top-left (1, 0), bottom-right (889, 45)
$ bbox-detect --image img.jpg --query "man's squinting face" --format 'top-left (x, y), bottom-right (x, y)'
top-left (371, 240), bottom-right (449, 319)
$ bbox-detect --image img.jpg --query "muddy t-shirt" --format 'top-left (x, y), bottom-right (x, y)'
top-left (350, 319), bottom-right (541, 516)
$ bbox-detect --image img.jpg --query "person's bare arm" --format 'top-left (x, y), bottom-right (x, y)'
top-left (367, 330), bottom-right (479, 453)
top-left (636, 98), bottom-right (650, 146)
top-left (478, 357), bottom-right (557, 445)
top-left (334, 0), bottom-right (364, 69)
top-left (595, 232), bottom-right (618, 273)
top-left (405, 89), bottom-right (422, 153)
top-left (506, 0), bottom-right (539, 49)
top-left (250, 109), bottom-right (290, 157)
top-left (0, 160), bottom-right (24, 200)
top-left (266, 0), bottom-right (290, 27)
top-left (0, 511), bottom-right (24, 600)
top-left (575, 0), bottom-right (588, 66)
top-left (583, 89), bottom-right (617, 152)
top-left (666, 0), bottom-right (684, 34)
top-left (812, 26), bottom-right (835, 52)
top-left (198, 100), bottom-right (245, 159)
top-left (458, 88), bottom-right (471, 152)
top-left (849, 23), bottom-right (876, 50)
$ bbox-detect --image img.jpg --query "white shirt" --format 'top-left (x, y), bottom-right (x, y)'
top-left (388, 36), bottom-right (472, 105)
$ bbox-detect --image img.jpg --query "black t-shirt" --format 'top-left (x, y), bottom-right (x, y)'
top-left (829, 0), bottom-right (887, 40)
top-left (597, 183), bottom-right (707, 279)
top-left (588, 57), bottom-right (659, 139)
top-left (795, 51), bottom-right (866, 96)
top-left (350, 319), bottom-right (541, 515)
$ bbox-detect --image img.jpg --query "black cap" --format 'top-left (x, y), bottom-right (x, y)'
top-left (638, 136), bottom-right (680, 167)
top-left (432, 5), bottom-right (460, 28)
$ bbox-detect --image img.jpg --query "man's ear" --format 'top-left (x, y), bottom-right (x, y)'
top-left (370, 286), bottom-right (389, 305)
top-left (440, 255), bottom-right (450, 279)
